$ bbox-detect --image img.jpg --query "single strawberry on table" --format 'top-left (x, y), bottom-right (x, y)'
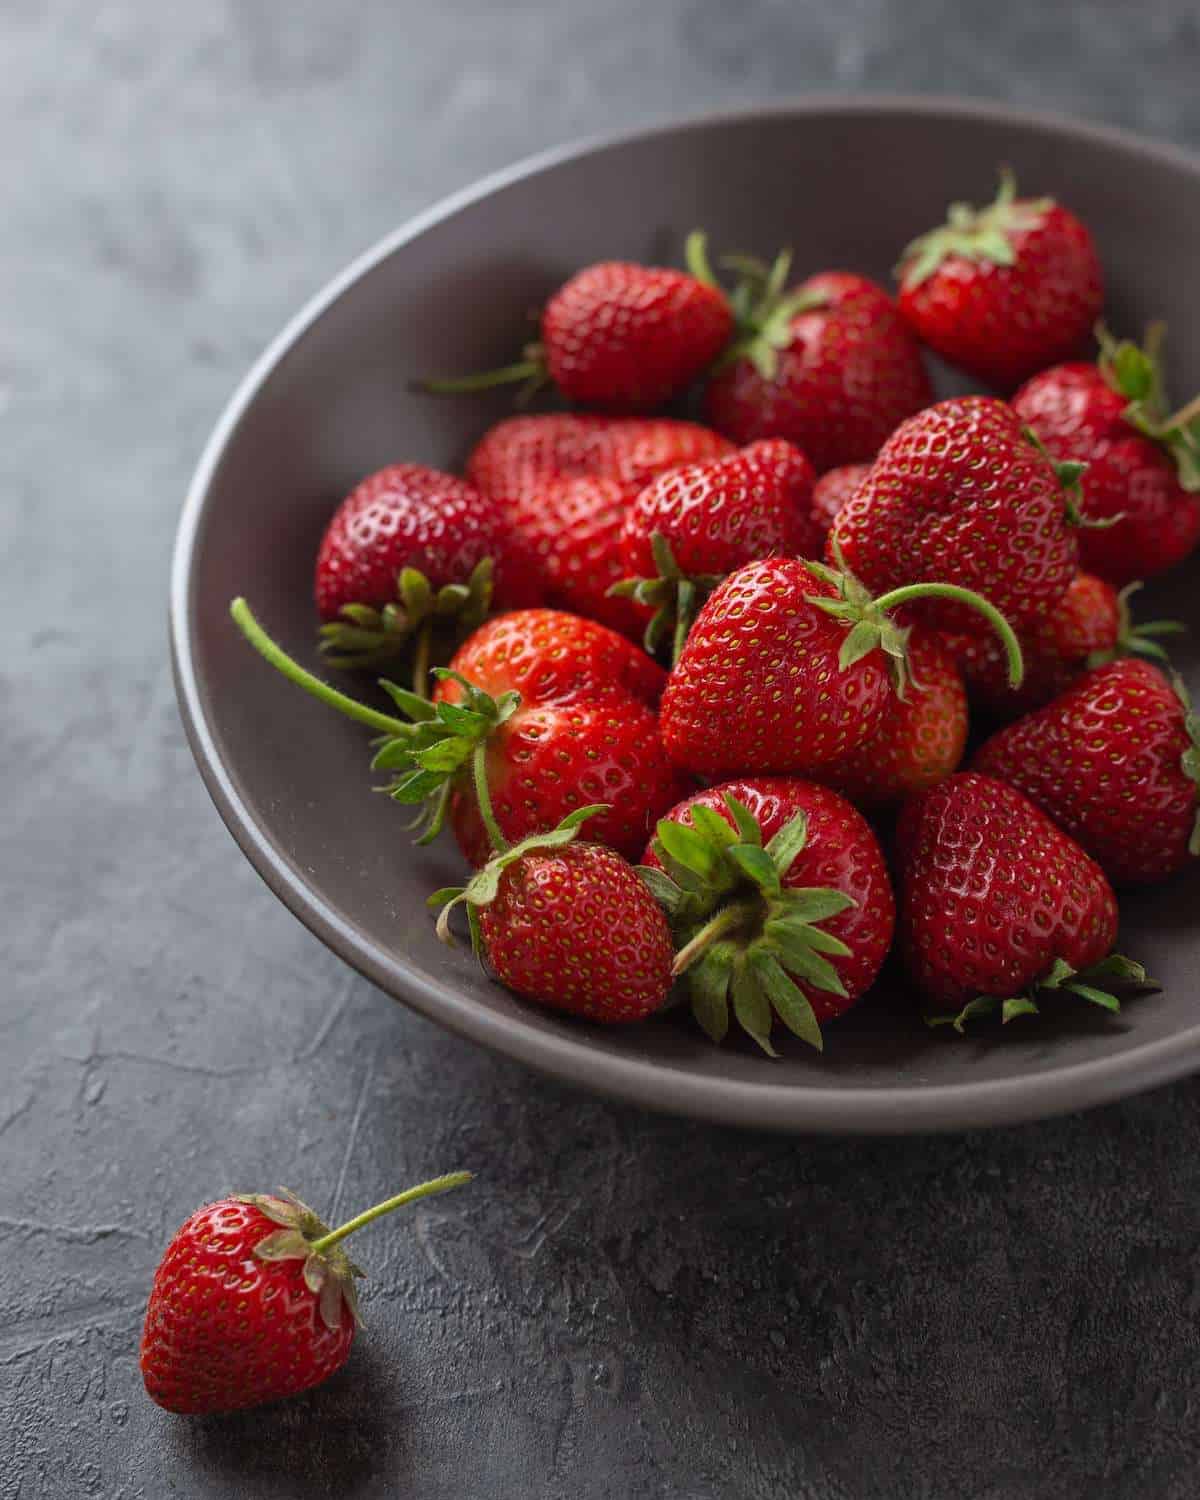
top-left (974, 659), bottom-right (1200, 887)
top-left (1011, 325), bottom-right (1200, 584)
top-left (639, 778), bottom-right (894, 1052)
top-left (141, 1173), bottom-right (471, 1414)
top-left (702, 262), bottom-right (931, 472)
top-left (612, 438), bottom-right (821, 658)
top-left (943, 573), bottom-right (1185, 719)
top-left (895, 169), bottom-right (1103, 391)
top-left (896, 772), bottom-right (1156, 1030)
top-left (658, 552), bottom-right (1022, 781)
top-left (425, 234), bottom-right (733, 412)
top-left (830, 395), bottom-right (1082, 636)
top-left (313, 463), bottom-right (539, 687)
top-left (231, 601), bottom-right (689, 867)
top-left (465, 413), bottom-right (733, 502)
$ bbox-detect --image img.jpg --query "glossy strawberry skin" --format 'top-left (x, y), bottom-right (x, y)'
top-left (704, 272), bottom-right (931, 473)
top-left (895, 772), bottom-right (1118, 1008)
top-left (481, 842), bottom-right (674, 1022)
top-left (540, 262), bottom-right (733, 412)
top-left (1012, 362), bottom-right (1200, 584)
top-left (943, 571), bottom-right (1119, 719)
top-left (974, 660), bottom-right (1198, 886)
top-left (141, 1199), bottom-right (353, 1415)
top-left (659, 558), bottom-right (892, 779)
top-left (619, 439), bottom-right (821, 580)
top-left (811, 463), bottom-right (872, 538)
top-left (503, 476), bottom-right (650, 638)
top-left (438, 610), bottom-right (689, 866)
top-left (466, 414), bottom-right (734, 501)
top-left (830, 396), bottom-right (1078, 635)
top-left (814, 631), bottom-right (967, 808)
top-left (642, 778), bottom-right (894, 1023)
top-left (314, 464), bottom-right (536, 621)
top-left (897, 202), bottom-right (1103, 392)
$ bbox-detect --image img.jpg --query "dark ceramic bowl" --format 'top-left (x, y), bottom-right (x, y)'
top-left (171, 97), bottom-right (1200, 1134)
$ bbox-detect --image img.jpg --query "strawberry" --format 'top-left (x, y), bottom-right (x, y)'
top-left (895, 170), bottom-right (1103, 391)
top-left (501, 475), bottom-right (651, 638)
top-left (813, 629), bottom-right (967, 809)
top-left (658, 554), bottom-right (1022, 781)
top-left (141, 1174), bottom-right (471, 1414)
top-left (231, 602), bottom-right (688, 868)
top-left (896, 772), bottom-right (1155, 1030)
top-left (466, 413), bottom-right (733, 500)
top-left (830, 396), bottom-right (1081, 635)
top-left (943, 573), bottom-right (1184, 719)
top-left (431, 807), bottom-right (673, 1024)
top-left (811, 463), bottom-right (872, 538)
top-left (974, 660), bottom-right (1200, 886)
top-left (613, 439), bottom-right (821, 657)
top-left (426, 235), bottom-right (732, 412)
top-left (639, 779), bottom-right (894, 1052)
top-left (313, 463), bottom-right (538, 686)
top-left (703, 264), bottom-right (931, 472)
top-left (1011, 327), bottom-right (1200, 584)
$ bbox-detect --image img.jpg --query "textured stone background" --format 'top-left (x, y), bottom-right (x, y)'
top-left (4, 3), bottom-right (1200, 1497)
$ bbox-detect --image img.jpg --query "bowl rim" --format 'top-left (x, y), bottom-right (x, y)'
top-left (170, 93), bottom-right (1200, 1135)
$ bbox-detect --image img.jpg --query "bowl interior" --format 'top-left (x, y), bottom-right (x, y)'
top-left (175, 102), bottom-right (1200, 1131)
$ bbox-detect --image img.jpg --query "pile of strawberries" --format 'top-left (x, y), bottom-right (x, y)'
top-left (236, 172), bottom-right (1200, 1052)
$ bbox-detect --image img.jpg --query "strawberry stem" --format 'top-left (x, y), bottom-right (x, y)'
top-left (1165, 390), bottom-right (1200, 431)
top-left (873, 582), bottom-right (1025, 688)
top-left (412, 617), bottom-right (433, 701)
top-left (684, 230), bottom-right (720, 290)
top-left (472, 740), bottom-right (510, 854)
top-left (422, 358), bottom-right (544, 395)
top-left (307, 1172), bottom-right (473, 1254)
top-left (230, 598), bottom-right (411, 735)
top-left (672, 901), bottom-right (754, 977)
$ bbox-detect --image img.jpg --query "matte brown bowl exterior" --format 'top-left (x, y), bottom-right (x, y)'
top-left (170, 98), bottom-right (1200, 1133)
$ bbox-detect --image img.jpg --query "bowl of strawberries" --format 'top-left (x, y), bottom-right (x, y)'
top-left (171, 97), bottom-right (1200, 1133)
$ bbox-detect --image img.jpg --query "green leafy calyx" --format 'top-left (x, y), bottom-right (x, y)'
top-left (897, 168), bottom-right (1053, 288)
top-left (638, 794), bottom-right (857, 1055)
top-left (1086, 580), bottom-right (1186, 669)
top-left (1172, 672), bottom-right (1200, 858)
top-left (428, 804), bottom-right (610, 956)
top-left (319, 559), bottom-right (494, 686)
top-left (609, 532), bottom-right (725, 664)
top-left (1097, 323), bottom-right (1200, 493)
top-left (699, 238), bottom-right (825, 382)
top-left (927, 953), bottom-right (1159, 1033)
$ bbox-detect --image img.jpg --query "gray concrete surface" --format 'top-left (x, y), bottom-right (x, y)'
top-left (3, 2), bottom-right (1200, 1496)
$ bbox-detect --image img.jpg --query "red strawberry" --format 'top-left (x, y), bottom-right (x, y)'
top-left (896, 772), bottom-right (1154, 1029)
top-left (614, 439), bottom-right (820, 656)
top-left (974, 660), bottom-right (1200, 886)
top-left (703, 267), bottom-right (931, 472)
top-left (501, 475), bottom-right (651, 638)
top-left (811, 463), bottom-right (872, 537)
top-left (658, 553), bottom-right (1022, 780)
top-left (813, 630), bottom-right (967, 809)
top-left (432, 809), bottom-right (673, 1024)
top-left (313, 463), bottom-right (539, 683)
top-left (830, 396), bottom-right (1080, 635)
top-left (943, 573), bottom-right (1183, 719)
top-left (230, 601), bottom-right (688, 868)
top-left (466, 413), bottom-right (734, 500)
top-left (426, 236), bottom-right (733, 412)
top-left (1011, 328), bottom-right (1200, 584)
top-left (639, 778), bottom-right (894, 1051)
top-left (141, 1174), bottom-right (470, 1414)
top-left (896, 171), bottom-right (1103, 391)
